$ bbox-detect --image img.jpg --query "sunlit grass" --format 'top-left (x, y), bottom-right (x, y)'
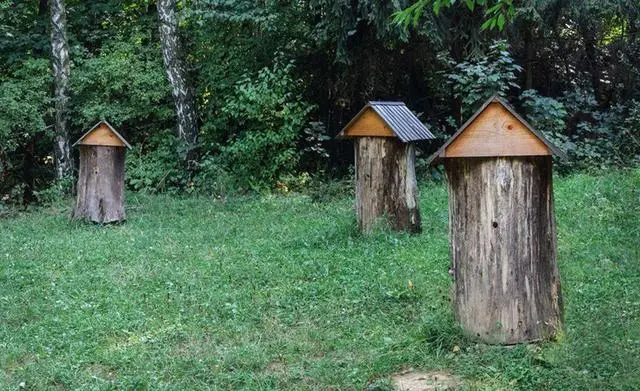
top-left (1, 169), bottom-right (638, 390)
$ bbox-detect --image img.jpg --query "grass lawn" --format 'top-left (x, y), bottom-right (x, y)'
top-left (1, 169), bottom-right (639, 390)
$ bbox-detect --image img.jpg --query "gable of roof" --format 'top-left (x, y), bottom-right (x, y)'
top-left (72, 120), bottom-right (132, 149)
top-left (337, 101), bottom-right (435, 142)
top-left (427, 95), bottom-right (566, 164)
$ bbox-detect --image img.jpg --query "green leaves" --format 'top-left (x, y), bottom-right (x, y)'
top-left (0, 59), bottom-right (52, 152)
top-left (480, 0), bottom-right (514, 31)
top-left (443, 40), bottom-right (522, 115)
top-left (466, 0), bottom-right (476, 11)
top-left (219, 58), bottom-right (315, 190)
top-left (70, 39), bottom-right (172, 129)
top-left (393, 0), bottom-right (514, 31)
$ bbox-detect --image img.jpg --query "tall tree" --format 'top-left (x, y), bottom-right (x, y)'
top-left (50, 0), bottom-right (72, 180)
top-left (157, 0), bottom-right (199, 157)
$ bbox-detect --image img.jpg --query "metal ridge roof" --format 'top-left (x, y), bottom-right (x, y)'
top-left (337, 101), bottom-right (435, 143)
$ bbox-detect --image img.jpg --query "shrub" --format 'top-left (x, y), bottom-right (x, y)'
top-left (0, 58), bottom-right (53, 205)
top-left (443, 40), bottom-right (522, 116)
top-left (126, 131), bottom-right (190, 193)
top-left (219, 58), bottom-right (315, 191)
top-left (522, 88), bottom-right (640, 171)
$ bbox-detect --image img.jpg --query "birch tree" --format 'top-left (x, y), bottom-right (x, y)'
top-left (157, 0), bottom-right (199, 155)
top-left (50, 0), bottom-right (72, 179)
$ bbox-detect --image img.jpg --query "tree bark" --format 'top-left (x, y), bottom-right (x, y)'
top-left (157, 0), bottom-right (199, 151)
top-left (445, 156), bottom-right (563, 344)
top-left (49, 0), bottom-right (72, 179)
top-left (524, 23), bottom-right (535, 91)
top-left (355, 137), bottom-right (421, 233)
top-left (73, 146), bottom-right (126, 224)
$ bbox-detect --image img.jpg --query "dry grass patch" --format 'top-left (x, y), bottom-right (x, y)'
top-left (392, 370), bottom-right (459, 391)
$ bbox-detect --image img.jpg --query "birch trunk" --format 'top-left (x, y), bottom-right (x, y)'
top-left (50, 0), bottom-right (72, 179)
top-left (445, 156), bottom-right (563, 344)
top-left (355, 137), bottom-right (421, 233)
top-left (157, 0), bottom-right (199, 150)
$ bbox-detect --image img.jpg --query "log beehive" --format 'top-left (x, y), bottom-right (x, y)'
top-left (430, 96), bottom-right (565, 344)
top-left (338, 102), bottom-right (434, 233)
top-left (72, 121), bottom-right (131, 224)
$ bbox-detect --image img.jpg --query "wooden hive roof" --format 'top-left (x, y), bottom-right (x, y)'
top-left (428, 95), bottom-right (566, 163)
top-left (73, 120), bottom-right (132, 149)
top-left (337, 101), bottom-right (435, 142)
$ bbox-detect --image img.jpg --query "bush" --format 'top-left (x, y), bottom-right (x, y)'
top-left (443, 40), bottom-right (522, 116)
top-left (0, 58), bottom-right (53, 204)
top-left (126, 131), bottom-right (190, 193)
top-left (522, 89), bottom-right (640, 171)
top-left (219, 58), bottom-right (315, 191)
top-left (70, 39), bottom-right (173, 129)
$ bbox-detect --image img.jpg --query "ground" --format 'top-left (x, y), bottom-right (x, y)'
top-left (1, 169), bottom-right (639, 390)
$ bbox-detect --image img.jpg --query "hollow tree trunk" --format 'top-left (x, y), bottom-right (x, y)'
top-left (355, 137), bottom-right (421, 233)
top-left (445, 156), bottom-right (562, 344)
top-left (157, 0), bottom-right (199, 150)
top-left (50, 0), bottom-right (72, 179)
top-left (73, 146), bottom-right (126, 224)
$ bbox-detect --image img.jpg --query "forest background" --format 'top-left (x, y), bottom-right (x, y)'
top-left (1, 0), bottom-right (639, 205)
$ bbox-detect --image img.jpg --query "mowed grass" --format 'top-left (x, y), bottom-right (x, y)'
top-left (1, 169), bottom-right (639, 390)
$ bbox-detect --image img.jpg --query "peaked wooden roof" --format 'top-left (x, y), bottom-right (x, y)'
top-left (428, 95), bottom-right (566, 164)
top-left (72, 120), bottom-right (131, 149)
top-left (337, 101), bottom-right (435, 142)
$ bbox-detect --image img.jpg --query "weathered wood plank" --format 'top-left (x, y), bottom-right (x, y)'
top-left (73, 146), bottom-right (126, 223)
top-left (445, 156), bottom-right (562, 344)
top-left (355, 137), bottom-right (420, 233)
top-left (343, 109), bottom-right (396, 138)
top-left (77, 123), bottom-right (127, 147)
top-left (444, 103), bottom-right (551, 158)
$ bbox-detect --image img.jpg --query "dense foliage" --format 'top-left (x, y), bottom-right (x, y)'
top-left (1, 0), bottom-right (639, 204)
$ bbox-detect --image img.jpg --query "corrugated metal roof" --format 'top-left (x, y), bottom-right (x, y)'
top-left (337, 101), bottom-right (434, 142)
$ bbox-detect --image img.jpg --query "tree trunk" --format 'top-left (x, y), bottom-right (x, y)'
top-left (50, 0), bottom-right (72, 179)
top-left (73, 146), bottom-right (126, 224)
top-left (445, 157), bottom-right (562, 344)
top-left (524, 23), bottom-right (535, 91)
top-left (355, 137), bottom-right (421, 233)
top-left (157, 0), bottom-right (199, 152)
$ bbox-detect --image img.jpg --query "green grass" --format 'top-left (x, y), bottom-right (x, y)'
top-left (1, 169), bottom-right (639, 390)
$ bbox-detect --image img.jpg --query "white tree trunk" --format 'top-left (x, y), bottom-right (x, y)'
top-left (157, 0), bottom-right (199, 150)
top-left (50, 0), bottom-right (72, 179)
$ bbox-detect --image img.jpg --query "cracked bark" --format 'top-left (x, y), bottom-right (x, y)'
top-left (73, 146), bottom-right (126, 224)
top-left (157, 0), bottom-right (199, 154)
top-left (50, 0), bottom-right (72, 179)
top-left (445, 157), bottom-right (563, 344)
top-left (355, 137), bottom-right (421, 233)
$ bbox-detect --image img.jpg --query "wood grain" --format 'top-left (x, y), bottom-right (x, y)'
top-left (77, 123), bottom-right (127, 147)
top-left (355, 137), bottom-right (420, 233)
top-left (343, 109), bottom-right (396, 138)
top-left (73, 145), bottom-right (126, 223)
top-left (445, 156), bottom-right (563, 344)
top-left (444, 103), bottom-right (551, 158)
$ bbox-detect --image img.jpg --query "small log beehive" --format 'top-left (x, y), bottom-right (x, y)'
top-left (337, 101), bottom-right (434, 233)
top-left (72, 121), bottom-right (131, 224)
top-left (430, 95), bottom-right (565, 344)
